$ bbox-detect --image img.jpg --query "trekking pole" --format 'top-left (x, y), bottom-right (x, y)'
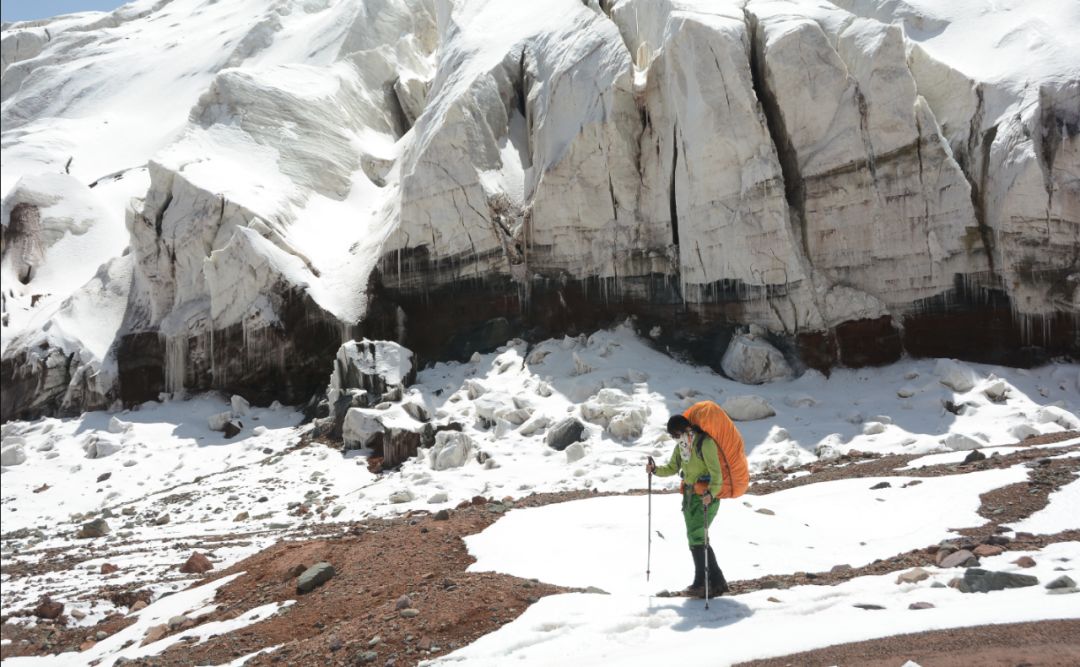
top-left (703, 496), bottom-right (710, 610)
top-left (646, 456), bottom-right (654, 582)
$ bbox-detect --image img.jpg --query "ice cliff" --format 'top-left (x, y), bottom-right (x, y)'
top-left (1, 0), bottom-right (1077, 419)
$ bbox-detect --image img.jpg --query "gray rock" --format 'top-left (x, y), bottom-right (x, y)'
top-left (720, 334), bottom-right (793, 384)
top-left (1046, 575), bottom-right (1076, 590)
top-left (395, 594), bottom-right (413, 610)
top-left (399, 608), bottom-right (420, 618)
top-left (223, 420), bottom-right (243, 439)
top-left (545, 418), bottom-right (585, 451)
top-left (77, 518), bottom-right (110, 538)
top-left (297, 562), bottom-right (335, 594)
top-left (895, 567), bottom-right (930, 585)
top-left (958, 568), bottom-right (1039, 593)
top-left (908, 601), bottom-right (935, 610)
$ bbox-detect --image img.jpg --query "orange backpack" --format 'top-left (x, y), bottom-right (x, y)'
top-left (684, 401), bottom-right (749, 499)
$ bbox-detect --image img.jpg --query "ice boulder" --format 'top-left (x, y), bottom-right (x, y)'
top-left (342, 406), bottom-right (428, 468)
top-left (721, 395), bottom-right (775, 421)
top-left (208, 411), bottom-right (232, 432)
top-left (1009, 423), bottom-right (1041, 441)
top-left (942, 433), bottom-right (984, 451)
top-left (230, 395), bottom-right (250, 416)
top-left (330, 340), bottom-right (416, 403)
top-left (581, 388), bottom-right (649, 440)
top-left (935, 359), bottom-right (978, 393)
top-left (565, 442), bottom-right (587, 464)
top-left (1035, 406), bottom-right (1080, 430)
top-left (1, 443), bottom-right (27, 466)
top-left (721, 334), bottom-right (793, 385)
top-left (429, 431), bottom-right (475, 471)
top-left (82, 435), bottom-right (124, 459)
top-left (107, 416), bottom-right (132, 434)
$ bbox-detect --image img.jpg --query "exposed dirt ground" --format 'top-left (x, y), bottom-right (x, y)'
top-left (2, 433), bottom-right (1077, 666)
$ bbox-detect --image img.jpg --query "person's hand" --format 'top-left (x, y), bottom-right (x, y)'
top-left (702, 492), bottom-right (713, 506)
top-left (645, 457), bottom-right (656, 475)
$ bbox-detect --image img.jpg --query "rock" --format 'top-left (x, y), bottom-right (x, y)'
top-left (230, 394), bottom-right (250, 416)
top-left (208, 411), bottom-right (232, 432)
top-left (427, 492), bottom-right (448, 504)
top-left (297, 562), bottom-right (335, 594)
top-left (962, 450), bottom-right (987, 464)
top-left (434, 509), bottom-right (451, 521)
top-left (33, 596), bottom-right (64, 620)
top-left (389, 489), bottom-right (414, 504)
top-left (897, 386), bottom-right (916, 398)
top-left (141, 624), bottom-right (168, 646)
top-left (71, 608), bottom-right (87, 620)
top-left (935, 359), bottom-right (978, 392)
top-left (863, 422), bottom-right (887, 435)
top-left (755, 508), bottom-right (775, 516)
top-left (82, 436), bottom-right (124, 459)
top-left (356, 650), bottom-right (378, 664)
top-left (721, 395), bottom-right (775, 421)
top-left (896, 567), bottom-right (930, 584)
top-left (153, 513), bottom-right (170, 526)
top-left (983, 380), bottom-right (1009, 401)
top-left (77, 518), bottom-right (110, 539)
top-left (399, 608), bottom-right (420, 618)
top-left (223, 420), bottom-right (243, 438)
top-left (908, 601), bottom-right (935, 610)
top-left (428, 431), bottom-right (474, 471)
top-left (546, 418), bottom-right (586, 451)
top-left (97, 472), bottom-right (112, 483)
top-left (1013, 556), bottom-right (1037, 568)
top-left (939, 550), bottom-right (979, 568)
top-left (234, 511), bottom-right (249, 521)
top-left (1009, 424), bottom-right (1041, 441)
top-left (179, 552), bottom-right (213, 574)
top-left (958, 568), bottom-right (1039, 593)
top-left (167, 615), bottom-right (189, 630)
top-left (869, 481), bottom-right (891, 490)
top-left (101, 563), bottom-right (119, 574)
top-left (565, 442), bottom-right (587, 463)
top-left (581, 388), bottom-right (648, 441)
top-left (395, 594), bottom-right (413, 610)
top-left (720, 333), bottom-right (793, 384)
top-left (853, 603), bottom-right (885, 610)
top-left (130, 600), bottom-right (148, 612)
top-left (973, 544), bottom-right (1004, 558)
top-left (1046, 575), bottom-right (1076, 590)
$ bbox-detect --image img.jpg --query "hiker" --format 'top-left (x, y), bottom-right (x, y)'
top-left (646, 414), bottom-right (730, 597)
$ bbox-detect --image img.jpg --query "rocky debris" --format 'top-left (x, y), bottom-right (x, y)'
top-left (720, 333), bottom-right (793, 385)
top-left (973, 544), bottom-right (1004, 558)
top-left (179, 552), bottom-right (214, 574)
top-left (1013, 556), bottom-right (1037, 568)
top-left (896, 568), bottom-right (930, 585)
top-left (546, 418), bottom-right (586, 451)
top-left (1, 442), bottom-right (28, 466)
top-left (428, 431), bottom-right (474, 471)
top-left (721, 395), bottom-right (776, 421)
top-left (77, 518), bottom-right (110, 539)
top-left (33, 596), bottom-right (64, 620)
top-left (958, 568), bottom-right (1039, 593)
top-left (223, 420), bottom-right (243, 439)
top-left (1045, 575), bottom-right (1076, 590)
top-left (938, 549), bottom-right (979, 568)
top-left (297, 562), bottom-right (335, 594)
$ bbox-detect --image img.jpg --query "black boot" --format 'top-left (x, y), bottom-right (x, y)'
top-left (681, 545), bottom-right (707, 597)
top-left (706, 545), bottom-right (730, 596)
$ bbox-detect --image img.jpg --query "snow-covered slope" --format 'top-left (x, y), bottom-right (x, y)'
top-left (2, 0), bottom-right (1078, 420)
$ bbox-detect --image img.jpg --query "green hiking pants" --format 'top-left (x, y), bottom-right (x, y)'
top-left (682, 489), bottom-right (720, 546)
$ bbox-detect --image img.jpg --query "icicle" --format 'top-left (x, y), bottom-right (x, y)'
top-left (164, 334), bottom-right (185, 395)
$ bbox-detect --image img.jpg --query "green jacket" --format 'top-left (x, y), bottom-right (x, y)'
top-left (654, 433), bottom-right (724, 497)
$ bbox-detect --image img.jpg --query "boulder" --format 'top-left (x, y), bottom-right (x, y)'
top-left (223, 420), bottom-right (243, 439)
top-left (895, 567), bottom-right (930, 584)
top-left (720, 334), bottom-right (793, 384)
top-left (179, 552), bottom-right (214, 574)
top-left (296, 562), bottom-right (335, 594)
top-left (973, 544), bottom-right (1004, 558)
top-left (1, 443), bottom-right (27, 466)
top-left (1009, 424), bottom-right (1041, 441)
top-left (546, 418), bottom-right (586, 451)
top-left (343, 406), bottom-right (425, 468)
top-left (581, 388), bottom-right (648, 440)
top-left (983, 380), bottom-right (1009, 402)
top-left (82, 435), bottom-right (124, 459)
top-left (33, 596), bottom-right (64, 620)
top-left (108, 416), bottom-right (132, 433)
top-left (389, 489), bottom-right (414, 503)
top-left (329, 340), bottom-right (415, 402)
top-left (938, 549), bottom-right (979, 568)
top-left (77, 518), bottom-right (110, 539)
top-left (721, 395), bottom-right (775, 421)
top-left (1035, 406), bottom-right (1080, 430)
top-left (1046, 575), bottom-right (1076, 590)
top-left (958, 568), bottom-right (1038, 593)
top-left (942, 433), bottom-right (983, 451)
top-left (428, 431), bottom-right (474, 471)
